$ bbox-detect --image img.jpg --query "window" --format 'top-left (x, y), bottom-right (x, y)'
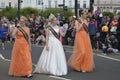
top-left (55, 0), bottom-right (57, 8)
top-left (106, 7), bottom-right (109, 12)
top-left (1, 2), bottom-right (5, 8)
top-left (27, 0), bottom-right (31, 5)
top-left (78, 1), bottom-right (80, 9)
top-left (14, 3), bottom-right (18, 8)
top-left (117, 0), bottom-right (120, 4)
top-left (9, 2), bottom-right (11, 7)
top-left (69, 0), bottom-right (72, 8)
top-left (83, 1), bottom-right (86, 8)
top-left (97, 0), bottom-right (100, 4)
top-left (90, 0), bottom-right (94, 3)
top-left (110, 0), bottom-right (112, 4)
top-left (48, 0), bottom-right (51, 8)
top-left (38, 0), bottom-right (41, 5)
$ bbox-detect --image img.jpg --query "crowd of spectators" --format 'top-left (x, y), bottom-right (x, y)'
top-left (0, 11), bottom-right (120, 55)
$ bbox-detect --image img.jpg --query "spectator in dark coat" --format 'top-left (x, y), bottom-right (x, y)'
top-left (116, 16), bottom-right (120, 50)
top-left (88, 18), bottom-right (96, 49)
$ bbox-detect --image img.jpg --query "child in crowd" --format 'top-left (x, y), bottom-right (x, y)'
top-left (101, 34), bottom-right (119, 55)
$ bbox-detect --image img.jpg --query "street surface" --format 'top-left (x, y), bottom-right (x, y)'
top-left (0, 43), bottom-right (120, 80)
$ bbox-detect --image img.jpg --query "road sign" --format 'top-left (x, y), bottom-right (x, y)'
top-left (58, 4), bottom-right (64, 7)
top-left (63, 6), bottom-right (67, 11)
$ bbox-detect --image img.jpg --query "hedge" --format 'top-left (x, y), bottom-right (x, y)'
top-left (0, 7), bottom-right (73, 20)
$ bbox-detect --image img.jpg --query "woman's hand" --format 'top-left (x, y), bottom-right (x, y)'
top-left (46, 45), bottom-right (49, 51)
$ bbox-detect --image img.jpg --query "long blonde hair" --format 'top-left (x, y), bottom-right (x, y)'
top-left (20, 16), bottom-right (27, 21)
top-left (19, 16), bottom-right (27, 27)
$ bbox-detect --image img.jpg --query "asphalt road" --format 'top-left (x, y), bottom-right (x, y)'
top-left (0, 43), bottom-right (120, 80)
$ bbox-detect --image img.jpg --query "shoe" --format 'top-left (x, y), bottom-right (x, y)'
top-left (102, 53), bottom-right (107, 56)
top-left (103, 53), bottom-right (107, 56)
top-left (82, 70), bottom-right (86, 73)
top-left (27, 74), bottom-right (33, 78)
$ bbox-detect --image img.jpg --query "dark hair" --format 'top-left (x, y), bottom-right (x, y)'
top-left (118, 17), bottom-right (120, 26)
top-left (79, 9), bottom-right (84, 16)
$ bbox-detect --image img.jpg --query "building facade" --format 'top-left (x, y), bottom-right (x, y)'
top-left (0, 0), bottom-right (90, 10)
top-left (22, 0), bottom-right (90, 10)
top-left (94, 0), bottom-right (120, 12)
top-left (0, 0), bottom-right (18, 8)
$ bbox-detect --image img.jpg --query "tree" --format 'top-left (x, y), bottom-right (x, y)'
top-left (21, 7), bottom-right (39, 18)
top-left (39, 8), bottom-right (73, 19)
top-left (0, 6), bottom-right (17, 20)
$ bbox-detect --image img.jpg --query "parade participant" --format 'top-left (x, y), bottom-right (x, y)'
top-left (68, 9), bottom-right (94, 72)
top-left (34, 16), bottom-right (67, 76)
top-left (9, 16), bottom-right (32, 78)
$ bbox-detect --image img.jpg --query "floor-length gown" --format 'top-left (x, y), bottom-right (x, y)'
top-left (9, 27), bottom-right (32, 76)
top-left (68, 21), bottom-right (94, 72)
top-left (34, 25), bottom-right (67, 76)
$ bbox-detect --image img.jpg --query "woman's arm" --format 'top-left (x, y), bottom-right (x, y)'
top-left (28, 28), bottom-right (31, 48)
top-left (8, 24), bottom-right (10, 34)
top-left (45, 28), bottom-right (49, 51)
top-left (12, 27), bottom-right (17, 38)
top-left (59, 27), bottom-right (67, 37)
top-left (84, 19), bottom-right (88, 26)
top-left (75, 20), bottom-right (83, 31)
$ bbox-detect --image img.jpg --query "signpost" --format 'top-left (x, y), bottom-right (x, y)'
top-left (58, 4), bottom-right (64, 7)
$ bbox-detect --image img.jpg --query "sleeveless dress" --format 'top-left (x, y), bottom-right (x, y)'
top-left (9, 27), bottom-right (32, 76)
top-left (34, 25), bottom-right (67, 76)
top-left (68, 21), bottom-right (94, 72)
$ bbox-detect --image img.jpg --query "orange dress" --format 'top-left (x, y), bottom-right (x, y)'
top-left (68, 21), bottom-right (94, 72)
top-left (9, 27), bottom-right (32, 76)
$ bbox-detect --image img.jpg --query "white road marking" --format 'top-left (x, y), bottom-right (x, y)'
top-left (63, 46), bottom-right (73, 48)
top-left (0, 54), bottom-right (11, 61)
top-left (49, 76), bottom-right (71, 80)
top-left (0, 54), bottom-right (37, 66)
top-left (0, 54), bottom-right (5, 59)
top-left (65, 51), bottom-right (73, 53)
top-left (0, 54), bottom-right (71, 80)
top-left (96, 54), bottom-right (120, 62)
top-left (4, 59), bottom-right (11, 61)
top-left (65, 50), bottom-right (120, 62)
top-left (1, 51), bottom-right (120, 62)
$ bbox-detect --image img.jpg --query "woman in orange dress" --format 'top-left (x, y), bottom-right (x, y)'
top-left (8, 16), bottom-right (32, 77)
top-left (68, 10), bottom-right (94, 72)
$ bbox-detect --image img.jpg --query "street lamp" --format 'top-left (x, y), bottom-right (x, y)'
top-left (18, 0), bottom-right (23, 20)
top-left (63, 0), bottom-right (66, 11)
top-left (18, 0), bottom-right (21, 20)
top-left (75, 0), bottom-right (78, 18)
top-left (15, 0), bottom-right (22, 27)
